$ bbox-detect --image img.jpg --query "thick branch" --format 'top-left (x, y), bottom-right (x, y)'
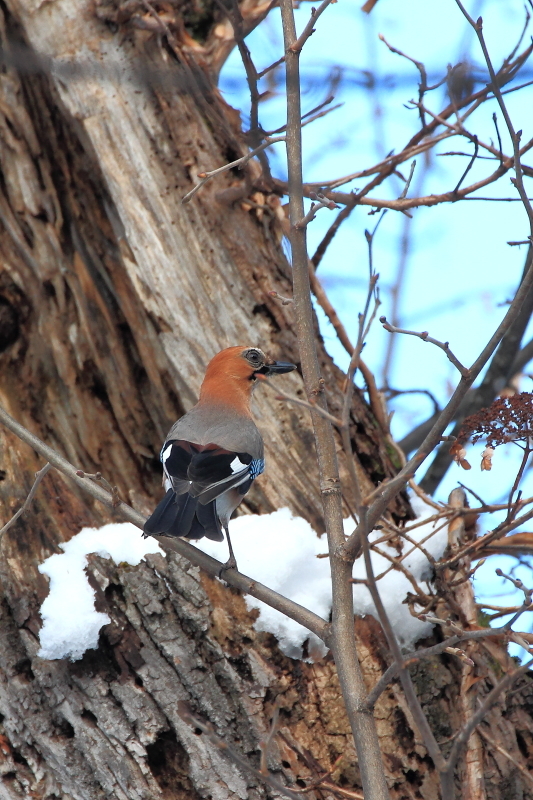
top-left (0, 405), bottom-right (328, 642)
top-left (278, 2), bottom-right (390, 797)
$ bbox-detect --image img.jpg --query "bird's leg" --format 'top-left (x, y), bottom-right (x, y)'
top-left (219, 524), bottom-right (238, 576)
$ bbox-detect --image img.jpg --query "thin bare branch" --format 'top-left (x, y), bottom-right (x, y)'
top-left (343, 231), bottom-right (533, 560)
top-left (295, 192), bottom-right (339, 229)
top-left (442, 658), bottom-right (533, 787)
top-left (365, 625), bottom-right (533, 708)
top-left (311, 200), bottom-right (356, 269)
top-left (477, 728), bottom-right (533, 788)
top-left (268, 289), bottom-right (294, 305)
top-left (495, 567), bottom-right (533, 628)
top-left (380, 316), bottom-right (469, 376)
top-left (378, 33), bottom-right (428, 126)
top-left (454, 2), bottom-right (533, 230)
top-left (453, 136), bottom-right (478, 194)
top-left (267, 94), bottom-right (338, 135)
top-left (0, 462), bottom-right (52, 537)
top-left (290, 0), bottom-right (335, 53)
top-left (181, 136), bottom-right (285, 204)
top-left (257, 55), bottom-right (285, 79)
top-left (358, 505), bottom-right (446, 771)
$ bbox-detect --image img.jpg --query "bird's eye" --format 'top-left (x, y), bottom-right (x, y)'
top-left (245, 348), bottom-right (263, 366)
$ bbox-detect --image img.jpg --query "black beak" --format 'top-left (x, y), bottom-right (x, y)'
top-left (259, 361), bottom-right (297, 376)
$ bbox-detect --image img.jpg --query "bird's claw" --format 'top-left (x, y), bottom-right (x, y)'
top-left (218, 557), bottom-right (238, 579)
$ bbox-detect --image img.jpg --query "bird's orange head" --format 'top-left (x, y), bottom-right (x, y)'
top-left (198, 346), bottom-right (296, 414)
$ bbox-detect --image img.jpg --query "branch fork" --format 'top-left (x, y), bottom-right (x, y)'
top-left (294, 192), bottom-right (339, 229)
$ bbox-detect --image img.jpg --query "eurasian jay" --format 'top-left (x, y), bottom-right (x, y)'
top-left (144, 346), bottom-right (296, 570)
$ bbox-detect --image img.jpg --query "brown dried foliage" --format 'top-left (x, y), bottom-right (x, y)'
top-left (457, 392), bottom-right (533, 449)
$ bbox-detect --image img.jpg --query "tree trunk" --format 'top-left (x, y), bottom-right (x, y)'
top-left (0, 1), bottom-right (531, 798)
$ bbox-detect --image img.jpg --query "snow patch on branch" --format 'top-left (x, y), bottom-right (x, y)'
top-left (351, 496), bottom-right (448, 647)
top-left (38, 524), bottom-right (163, 661)
top-left (196, 507), bottom-right (332, 660)
top-left (197, 500), bottom-right (447, 657)
top-left (37, 497), bottom-right (446, 662)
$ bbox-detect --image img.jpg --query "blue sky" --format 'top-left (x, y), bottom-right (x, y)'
top-left (219, 0), bottom-right (533, 647)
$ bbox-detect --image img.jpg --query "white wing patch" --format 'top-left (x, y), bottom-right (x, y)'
top-left (230, 456), bottom-right (248, 474)
top-left (161, 444), bottom-right (173, 464)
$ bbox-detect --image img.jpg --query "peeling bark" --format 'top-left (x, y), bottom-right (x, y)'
top-left (0, 1), bottom-right (531, 798)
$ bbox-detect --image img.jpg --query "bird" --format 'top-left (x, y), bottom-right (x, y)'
top-left (143, 346), bottom-right (297, 571)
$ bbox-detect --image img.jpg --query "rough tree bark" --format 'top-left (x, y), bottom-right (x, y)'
top-left (0, 1), bottom-right (531, 798)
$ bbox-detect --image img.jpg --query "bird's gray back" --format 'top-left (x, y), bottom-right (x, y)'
top-left (166, 404), bottom-right (264, 459)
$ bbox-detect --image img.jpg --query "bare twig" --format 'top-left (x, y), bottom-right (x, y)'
top-left (378, 33), bottom-right (428, 126)
top-left (267, 95), bottom-right (338, 135)
top-left (268, 289), bottom-right (294, 305)
top-left (386, 387), bottom-right (440, 414)
top-left (300, 101), bottom-right (343, 129)
top-left (358, 503), bottom-right (446, 771)
top-left (306, 261), bottom-right (390, 435)
top-left (495, 567), bottom-right (533, 628)
top-left (493, 113), bottom-right (504, 165)
top-left (294, 192), bottom-right (339, 229)
top-left (380, 159), bottom-right (426, 383)
top-left (338, 223), bottom-right (382, 513)
top-left (75, 469), bottom-right (114, 495)
top-left (453, 135), bottom-right (478, 195)
top-left (454, 2), bottom-right (533, 231)
top-left (380, 315), bottom-right (469, 376)
top-left (311, 200), bottom-right (357, 269)
top-left (290, 39), bottom-right (533, 196)
top-left (0, 462), bottom-right (52, 537)
top-left (257, 56), bottom-right (285, 79)
top-left (439, 504), bottom-right (533, 569)
top-left (477, 728), bottom-right (533, 788)
top-left (365, 625), bottom-right (533, 708)
top-left (441, 658), bottom-right (533, 793)
top-left (343, 220), bottom-right (533, 561)
top-left (181, 136), bottom-right (285, 204)
top-left (290, 0), bottom-right (335, 53)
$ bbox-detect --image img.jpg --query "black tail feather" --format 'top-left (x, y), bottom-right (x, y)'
top-left (143, 489), bottom-right (178, 535)
top-left (167, 493), bottom-right (197, 537)
top-left (196, 501), bottom-right (224, 541)
top-left (144, 489), bottom-right (223, 542)
top-left (186, 517), bottom-right (208, 540)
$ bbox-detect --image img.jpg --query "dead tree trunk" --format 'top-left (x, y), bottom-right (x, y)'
top-left (0, 1), bottom-right (531, 798)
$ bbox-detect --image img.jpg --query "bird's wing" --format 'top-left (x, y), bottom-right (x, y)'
top-left (160, 440), bottom-right (193, 494)
top-left (161, 439), bottom-right (264, 505)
